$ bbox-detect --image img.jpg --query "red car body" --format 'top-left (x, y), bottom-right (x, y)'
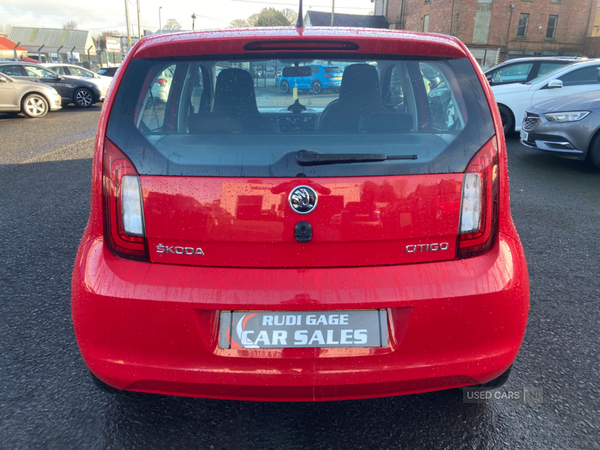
top-left (72, 27), bottom-right (529, 401)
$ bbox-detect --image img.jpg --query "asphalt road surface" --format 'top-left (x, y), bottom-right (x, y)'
top-left (0, 108), bottom-right (599, 449)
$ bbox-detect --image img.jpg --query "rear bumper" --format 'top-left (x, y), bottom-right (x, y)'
top-left (72, 232), bottom-right (529, 401)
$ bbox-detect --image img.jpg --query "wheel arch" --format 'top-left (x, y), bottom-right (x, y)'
top-left (19, 90), bottom-right (52, 109)
top-left (585, 125), bottom-right (600, 160)
top-left (497, 103), bottom-right (516, 132)
top-left (73, 84), bottom-right (99, 102)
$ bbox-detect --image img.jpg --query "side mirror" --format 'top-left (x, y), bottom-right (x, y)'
top-left (0, 76), bottom-right (7, 83)
top-left (547, 79), bottom-right (563, 89)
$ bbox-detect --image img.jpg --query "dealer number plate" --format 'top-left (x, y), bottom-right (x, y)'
top-left (219, 310), bottom-right (388, 349)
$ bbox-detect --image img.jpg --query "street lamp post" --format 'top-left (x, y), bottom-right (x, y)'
top-left (192, 13), bottom-right (197, 31)
top-left (159, 7), bottom-right (162, 33)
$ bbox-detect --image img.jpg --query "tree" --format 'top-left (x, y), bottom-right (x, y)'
top-left (229, 18), bottom-right (249, 28)
top-left (63, 21), bottom-right (78, 30)
top-left (163, 18), bottom-right (182, 30)
top-left (253, 8), bottom-right (292, 27)
top-left (1, 23), bottom-right (13, 36)
top-left (282, 8), bottom-right (297, 24)
top-left (231, 8), bottom-right (292, 28)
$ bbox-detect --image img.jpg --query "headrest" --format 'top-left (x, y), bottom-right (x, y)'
top-left (213, 68), bottom-right (258, 115)
top-left (339, 64), bottom-right (382, 108)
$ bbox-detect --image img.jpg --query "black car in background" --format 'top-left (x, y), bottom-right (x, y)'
top-left (484, 57), bottom-right (582, 86)
top-left (0, 62), bottom-right (102, 108)
top-left (97, 67), bottom-right (120, 77)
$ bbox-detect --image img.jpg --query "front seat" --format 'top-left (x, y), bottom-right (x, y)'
top-left (189, 68), bottom-right (276, 133)
top-left (317, 64), bottom-right (390, 133)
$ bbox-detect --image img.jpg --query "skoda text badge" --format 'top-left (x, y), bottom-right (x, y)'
top-left (289, 186), bottom-right (318, 214)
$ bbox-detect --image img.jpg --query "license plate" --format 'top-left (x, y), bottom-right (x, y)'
top-left (219, 310), bottom-right (387, 349)
top-left (520, 130), bottom-right (528, 141)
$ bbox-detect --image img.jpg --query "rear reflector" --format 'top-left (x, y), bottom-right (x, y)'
top-left (103, 139), bottom-right (148, 261)
top-left (457, 137), bottom-right (499, 259)
top-left (244, 40), bottom-right (359, 51)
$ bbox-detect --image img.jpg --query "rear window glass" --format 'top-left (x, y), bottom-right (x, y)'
top-left (108, 54), bottom-right (494, 177)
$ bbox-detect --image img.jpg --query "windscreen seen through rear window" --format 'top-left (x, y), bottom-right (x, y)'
top-left (107, 54), bottom-right (494, 177)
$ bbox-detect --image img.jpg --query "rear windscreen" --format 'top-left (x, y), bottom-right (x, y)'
top-left (107, 53), bottom-right (494, 177)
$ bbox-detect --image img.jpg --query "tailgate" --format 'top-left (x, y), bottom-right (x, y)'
top-left (142, 174), bottom-right (462, 268)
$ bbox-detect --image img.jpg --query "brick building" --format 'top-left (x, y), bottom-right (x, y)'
top-left (374, 0), bottom-right (600, 66)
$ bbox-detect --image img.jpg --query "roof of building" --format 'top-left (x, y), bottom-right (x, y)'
top-left (305, 11), bottom-right (389, 29)
top-left (0, 36), bottom-right (27, 52)
top-left (8, 27), bottom-right (92, 49)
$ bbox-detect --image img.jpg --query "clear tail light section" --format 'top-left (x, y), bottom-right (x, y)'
top-left (103, 138), bottom-right (148, 261)
top-left (458, 137), bottom-right (499, 259)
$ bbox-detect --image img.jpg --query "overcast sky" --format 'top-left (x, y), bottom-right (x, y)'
top-left (0, 0), bottom-right (375, 36)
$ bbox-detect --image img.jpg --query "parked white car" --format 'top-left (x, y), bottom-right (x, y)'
top-left (42, 63), bottom-right (112, 100)
top-left (492, 59), bottom-right (600, 134)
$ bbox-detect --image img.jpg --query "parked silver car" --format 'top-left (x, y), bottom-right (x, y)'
top-left (520, 91), bottom-right (600, 168)
top-left (0, 62), bottom-right (102, 108)
top-left (0, 72), bottom-right (62, 118)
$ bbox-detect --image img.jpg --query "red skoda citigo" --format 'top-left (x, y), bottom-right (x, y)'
top-left (72, 24), bottom-right (529, 401)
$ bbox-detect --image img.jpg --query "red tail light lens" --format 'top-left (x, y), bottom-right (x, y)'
top-left (102, 139), bottom-right (148, 261)
top-left (324, 74), bottom-right (334, 78)
top-left (457, 137), bottom-right (499, 259)
top-left (156, 78), bottom-right (167, 86)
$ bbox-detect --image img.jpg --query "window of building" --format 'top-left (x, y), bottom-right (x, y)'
top-left (517, 13), bottom-right (529, 37)
top-left (546, 15), bottom-right (558, 39)
top-left (423, 15), bottom-right (429, 32)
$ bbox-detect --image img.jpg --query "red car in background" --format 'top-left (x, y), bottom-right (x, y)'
top-left (71, 25), bottom-right (529, 401)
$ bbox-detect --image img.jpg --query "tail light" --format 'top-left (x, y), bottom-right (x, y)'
top-left (103, 139), bottom-right (148, 261)
top-left (457, 137), bottom-right (499, 259)
top-left (156, 78), bottom-right (167, 86)
top-left (324, 74), bottom-right (334, 78)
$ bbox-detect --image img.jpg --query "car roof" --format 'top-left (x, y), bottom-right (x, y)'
top-left (132, 27), bottom-right (470, 60)
top-left (42, 63), bottom-right (88, 68)
top-left (485, 57), bottom-right (585, 72)
top-left (553, 59), bottom-right (600, 71)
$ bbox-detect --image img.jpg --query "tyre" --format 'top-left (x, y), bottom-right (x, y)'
top-left (21, 94), bottom-right (49, 118)
top-left (477, 365), bottom-right (512, 389)
top-left (587, 133), bottom-right (600, 169)
top-left (90, 371), bottom-right (124, 395)
top-left (312, 80), bottom-right (322, 94)
top-left (498, 105), bottom-right (514, 136)
top-left (281, 80), bottom-right (290, 94)
top-left (74, 88), bottom-right (94, 108)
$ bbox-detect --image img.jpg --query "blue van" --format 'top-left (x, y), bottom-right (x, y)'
top-left (278, 65), bottom-right (343, 94)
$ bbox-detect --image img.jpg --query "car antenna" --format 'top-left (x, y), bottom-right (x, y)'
top-left (296, 0), bottom-right (304, 28)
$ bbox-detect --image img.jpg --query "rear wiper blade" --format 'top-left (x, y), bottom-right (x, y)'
top-left (296, 149), bottom-right (418, 166)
